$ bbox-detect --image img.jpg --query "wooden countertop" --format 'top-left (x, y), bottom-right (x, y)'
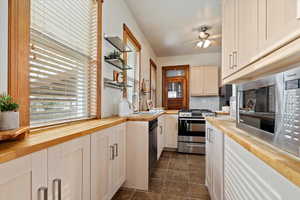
top-left (206, 117), bottom-right (300, 188)
top-left (0, 111), bottom-right (178, 164)
top-left (165, 110), bottom-right (179, 114)
top-left (0, 117), bottom-right (126, 164)
top-left (215, 111), bottom-right (230, 115)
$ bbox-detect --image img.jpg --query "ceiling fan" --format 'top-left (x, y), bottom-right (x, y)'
top-left (188, 25), bottom-right (221, 49)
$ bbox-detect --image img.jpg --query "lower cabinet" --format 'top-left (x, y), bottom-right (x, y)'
top-left (206, 122), bottom-right (224, 200)
top-left (48, 135), bottom-right (91, 200)
top-left (224, 135), bottom-right (300, 200)
top-left (0, 150), bottom-right (47, 200)
top-left (0, 123), bottom-right (127, 200)
top-left (0, 135), bottom-right (91, 200)
top-left (164, 114), bottom-right (178, 148)
top-left (91, 123), bottom-right (126, 200)
top-left (157, 115), bottom-right (165, 159)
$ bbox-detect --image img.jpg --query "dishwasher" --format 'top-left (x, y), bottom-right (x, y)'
top-left (149, 119), bottom-right (158, 176)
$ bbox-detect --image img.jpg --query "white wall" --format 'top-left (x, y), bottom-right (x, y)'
top-left (0, 0), bottom-right (8, 94)
top-left (102, 0), bottom-right (158, 117)
top-left (157, 52), bottom-right (222, 110)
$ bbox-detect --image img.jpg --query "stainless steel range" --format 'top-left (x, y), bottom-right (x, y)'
top-left (178, 109), bottom-right (215, 154)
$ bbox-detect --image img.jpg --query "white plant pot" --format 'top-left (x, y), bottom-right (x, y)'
top-left (0, 111), bottom-right (20, 131)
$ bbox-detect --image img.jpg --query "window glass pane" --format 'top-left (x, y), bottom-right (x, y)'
top-left (29, 0), bottom-right (97, 126)
top-left (168, 82), bottom-right (183, 98)
top-left (166, 69), bottom-right (185, 77)
top-left (126, 40), bottom-right (139, 111)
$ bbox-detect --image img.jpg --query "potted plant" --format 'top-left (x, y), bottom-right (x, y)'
top-left (0, 94), bottom-right (20, 131)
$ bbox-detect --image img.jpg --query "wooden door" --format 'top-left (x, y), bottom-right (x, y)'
top-left (237, 0), bottom-right (258, 69)
top-left (48, 135), bottom-right (90, 200)
top-left (203, 66), bottom-right (219, 96)
top-left (91, 129), bottom-right (110, 200)
top-left (0, 151), bottom-right (47, 200)
top-left (162, 65), bottom-right (189, 110)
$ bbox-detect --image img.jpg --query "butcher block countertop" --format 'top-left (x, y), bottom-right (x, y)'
top-left (0, 110), bottom-right (177, 164)
top-left (206, 117), bottom-right (300, 188)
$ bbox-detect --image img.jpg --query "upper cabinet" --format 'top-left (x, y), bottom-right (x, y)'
top-left (222, 0), bottom-right (300, 84)
top-left (258, 0), bottom-right (300, 54)
top-left (191, 66), bottom-right (219, 96)
top-left (222, 0), bottom-right (237, 79)
top-left (237, 0), bottom-right (258, 69)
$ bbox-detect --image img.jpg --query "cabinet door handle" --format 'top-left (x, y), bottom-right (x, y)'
top-left (114, 143), bottom-right (118, 157)
top-left (53, 179), bottom-right (61, 200)
top-left (110, 145), bottom-right (115, 160)
top-left (229, 54), bottom-right (233, 69)
top-left (160, 126), bottom-right (163, 135)
top-left (233, 51), bottom-right (238, 68)
top-left (38, 187), bottom-right (48, 200)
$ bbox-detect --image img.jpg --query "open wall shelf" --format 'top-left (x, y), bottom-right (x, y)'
top-left (104, 78), bottom-right (132, 90)
top-left (104, 57), bottom-right (133, 70)
top-left (104, 36), bottom-right (132, 53)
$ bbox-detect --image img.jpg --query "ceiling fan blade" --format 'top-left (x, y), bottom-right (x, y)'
top-left (183, 39), bottom-right (200, 45)
top-left (209, 34), bottom-right (222, 40)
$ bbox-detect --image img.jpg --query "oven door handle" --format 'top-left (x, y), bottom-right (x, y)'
top-left (179, 118), bottom-right (206, 121)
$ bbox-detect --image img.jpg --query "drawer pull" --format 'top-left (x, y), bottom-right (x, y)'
top-left (38, 187), bottom-right (48, 200)
top-left (53, 179), bottom-right (61, 200)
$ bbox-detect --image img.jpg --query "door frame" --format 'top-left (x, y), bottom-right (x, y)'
top-left (149, 58), bottom-right (157, 106)
top-left (162, 65), bottom-right (190, 109)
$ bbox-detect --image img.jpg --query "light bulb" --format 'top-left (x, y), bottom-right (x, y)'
top-left (197, 41), bottom-right (204, 48)
top-left (203, 40), bottom-right (211, 48)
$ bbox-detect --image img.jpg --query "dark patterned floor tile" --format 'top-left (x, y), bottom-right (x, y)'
top-left (166, 169), bottom-right (189, 182)
top-left (188, 184), bottom-right (210, 199)
top-left (112, 189), bottom-right (135, 200)
top-left (131, 192), bottom-right (161, 200)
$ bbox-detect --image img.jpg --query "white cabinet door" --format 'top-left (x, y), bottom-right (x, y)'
top-left (114, 123), bottom-right (126, 189)
top-left (48, 135), bottom-right (90, 200)
top-left (224, 135), bottom-right (300, 200)
top-left (237, 0), bottom-right (258, 69)
top-left (206, 123), bottom-right (224, 200)
top-left (164, 115), bottom-right (178, 148)
top-left (157, 115), bottom-right (165, 159)
top-left (91, 124), bottom-right (126, 200)
top-left (91, 129), bottom-right (110, 200)
top-left (0, 150), bottom-right (47, 200)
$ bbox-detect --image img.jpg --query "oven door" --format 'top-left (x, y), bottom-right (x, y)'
top-left (178, 118), bottom-right (206, 137)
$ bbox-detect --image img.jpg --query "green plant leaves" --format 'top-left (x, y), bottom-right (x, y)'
top-left (0, 94), bottom-right (19, 112)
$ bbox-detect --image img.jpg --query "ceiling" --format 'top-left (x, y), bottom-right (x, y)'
top-left (124, 0), bottom-right (222, 57)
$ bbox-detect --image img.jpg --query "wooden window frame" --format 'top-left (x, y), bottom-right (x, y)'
top-left (149, 58), bottom-right (157, 106)
top-left (123, 23), bottom-right (142, 108)
top-left (162, 65), bottom-right (190, 109)
top-left (8, 0), bottom-right (103, 128)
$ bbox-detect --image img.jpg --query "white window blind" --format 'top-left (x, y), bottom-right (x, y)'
top-left (30, 0), bottom-right (98, 126)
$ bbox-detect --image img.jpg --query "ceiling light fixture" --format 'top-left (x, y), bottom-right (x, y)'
top-left (196, 39), bottom-right (211, 48)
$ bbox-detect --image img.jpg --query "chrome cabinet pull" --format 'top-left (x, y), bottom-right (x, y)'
top-left (114, 143), bottom-right (118, 157)
top-left (233, 51), bottom-right (238, 68)
top-left (229, 54), bottom-right (233, 69)
top-left (110, 145), bottom-right (115, 160)
top-left (53, 179), bottom-right (61, 200)
top-left (160, 126), bottom-right (163, 135)
top-left (38, 187), bottom-right (48, 200)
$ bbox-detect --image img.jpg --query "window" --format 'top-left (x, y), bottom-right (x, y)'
top-left (123, 24), bottom-right (141, 112)
top-left (29, 0), bottom-right (98, 126)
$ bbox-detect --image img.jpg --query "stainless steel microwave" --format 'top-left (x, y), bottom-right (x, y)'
top-left (237, 66), bottom-right (300, 157)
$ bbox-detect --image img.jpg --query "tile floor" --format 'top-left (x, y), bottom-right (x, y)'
top-left (112, 151), bottom-right (210, 200)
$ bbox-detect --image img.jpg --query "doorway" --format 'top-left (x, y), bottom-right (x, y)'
top-left (162, 65), bottom-right (189, 110)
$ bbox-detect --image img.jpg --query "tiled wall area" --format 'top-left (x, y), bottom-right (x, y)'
top-left (190, 97), bottom-right (220, 111)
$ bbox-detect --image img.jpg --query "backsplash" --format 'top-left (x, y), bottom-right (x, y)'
top-left (190, 97), bottom-right (220, 111)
